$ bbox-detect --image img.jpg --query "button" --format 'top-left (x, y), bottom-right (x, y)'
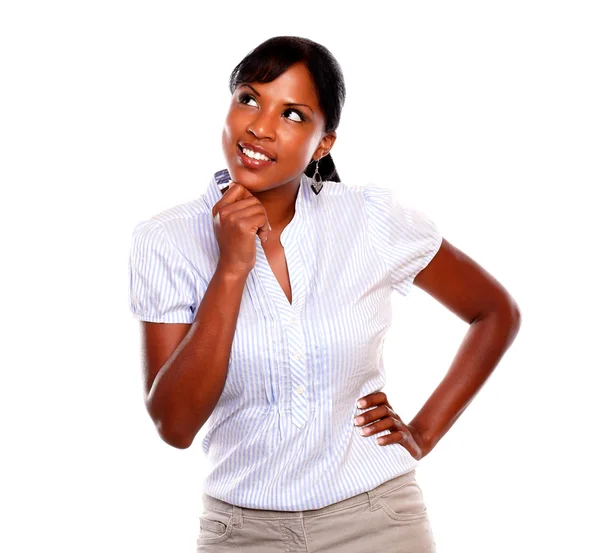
top-left (287, 317), bottom-right (296, 326)
top-left (295, 386), bottom-right (304, 395)
top-left (294, 352), bottom-right (302, 360)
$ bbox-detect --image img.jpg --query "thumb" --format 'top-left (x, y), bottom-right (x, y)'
top-left (257, 221), bottom-right (272, 243)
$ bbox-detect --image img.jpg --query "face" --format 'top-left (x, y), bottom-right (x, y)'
top-left (221, 62), bottom-right (336, 192)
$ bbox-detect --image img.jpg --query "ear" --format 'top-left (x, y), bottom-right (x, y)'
top-left (313, 131), bottom-right (337, 161)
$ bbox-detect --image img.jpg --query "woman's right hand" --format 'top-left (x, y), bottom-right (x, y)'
top-left (211, 182), bottom-right (271, 278)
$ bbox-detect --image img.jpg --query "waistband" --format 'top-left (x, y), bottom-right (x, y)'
top-left (201, 469), bottom-right (417, 521)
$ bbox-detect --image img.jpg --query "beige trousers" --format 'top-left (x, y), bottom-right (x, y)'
top-left (196, 469), bottom-right (436, 552)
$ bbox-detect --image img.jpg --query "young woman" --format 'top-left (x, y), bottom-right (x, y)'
top-left (128, 36), bottom-right (521, 552)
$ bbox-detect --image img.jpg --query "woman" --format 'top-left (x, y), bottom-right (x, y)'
top-left (128, 36), bottom-right (521, 552)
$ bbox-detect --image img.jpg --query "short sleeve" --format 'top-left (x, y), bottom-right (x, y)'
top-left (364, 185), bottom-right (443, 296)
top-left (128, 220), bottom-right (199, 323)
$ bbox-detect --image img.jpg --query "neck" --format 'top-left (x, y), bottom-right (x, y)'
top-left (252, 177), bottom-right (301, 234)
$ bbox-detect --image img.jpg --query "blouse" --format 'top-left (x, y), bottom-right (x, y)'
top-left (128, 168), bottom-right (443, 510)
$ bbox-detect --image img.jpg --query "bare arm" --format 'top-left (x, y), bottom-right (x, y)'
top-left (142, 264), bottom-right (247, 449)
top-left (139, 181), bottom-right (270, 449)
top-left (407, 237), bottom-right (522, 456)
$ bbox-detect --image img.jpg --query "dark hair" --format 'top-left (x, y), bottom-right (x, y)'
top-left (228, 36), bottom-right (346, 183)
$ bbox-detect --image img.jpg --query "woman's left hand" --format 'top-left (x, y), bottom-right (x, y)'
top-left (355, 391), bottom-right (428, 460)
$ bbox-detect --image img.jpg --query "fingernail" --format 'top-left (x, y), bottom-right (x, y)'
top-left (357, 399), bottom-right (367, 408)
top-left (268, 223), bottom-right (272, 231)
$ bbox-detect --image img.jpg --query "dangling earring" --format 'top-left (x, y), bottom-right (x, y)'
top-left (311, 157), bottom-right (323, 195)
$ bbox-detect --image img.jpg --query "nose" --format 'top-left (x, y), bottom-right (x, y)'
top-left (246, 109), bottom-right (276, 140)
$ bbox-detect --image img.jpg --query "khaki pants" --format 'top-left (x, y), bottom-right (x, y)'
top-left (197, 469), bottom-right (436, 552)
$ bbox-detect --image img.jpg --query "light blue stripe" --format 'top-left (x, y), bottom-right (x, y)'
top-left (127, 170), bottom-right (443, 510)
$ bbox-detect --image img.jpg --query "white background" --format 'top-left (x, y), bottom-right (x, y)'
top-left (1, 1), bottom-right (598, 552)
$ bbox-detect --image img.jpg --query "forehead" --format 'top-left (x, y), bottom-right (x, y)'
top-left (241, 62), bottom-right (319, 106)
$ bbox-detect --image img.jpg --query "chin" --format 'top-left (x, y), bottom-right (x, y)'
top-left (225, 164), bottom-right (276, 190)
top-left (226, 167), bottom-right (259, 187)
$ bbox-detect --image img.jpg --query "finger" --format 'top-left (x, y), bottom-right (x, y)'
top-left (225, 181), bottom-right (254, 201)
top-left (377, 427), bottom-right (422, 460)
top-left (388, 407), bottom-right (399, 418)
top-left (212, 182), bottom-right (253, 217)
top-left (256, 219), bottom-right (271, 242)
top-left (226, 185), bottom-right (271, 239)
top-left (356, 391), bottom-right (387, 408)
top-left (376, 430), bottom-right (404, 446)
top-left (244, 211), bottom-right (271, 243)
top-left (358, 416), bottom-right (396, 437)
top-left (354, 405), bottom-right (389, 426)
top-left (217, 197), bottom-right (264, 219)
top-left (213, 183), bottom-right (271, 239)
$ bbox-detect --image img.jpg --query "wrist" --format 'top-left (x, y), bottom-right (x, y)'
top-left (215, 262), bottom-right (250, 282)
top-left (407, 422), bottom-right (432, 457)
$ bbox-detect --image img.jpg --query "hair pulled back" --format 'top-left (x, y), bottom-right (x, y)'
top-left (229, 36), bottom-right (345, 183)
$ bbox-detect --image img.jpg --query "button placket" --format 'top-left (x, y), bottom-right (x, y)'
top-left (251, 175), bottom-right (312, 430)
top-left (277, 225), bottom-right (310, 429)
top-left (288, 331), bottom-right (309, 428)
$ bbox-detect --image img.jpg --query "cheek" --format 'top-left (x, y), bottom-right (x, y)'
top-left (294, 136), bottom-right (320, 169)
top-left (221, 114), bottom-right (238, 152)
top-left (221, 126), bottom-right (229, 151)
top-left (279, 129), bottom-right (314, 158)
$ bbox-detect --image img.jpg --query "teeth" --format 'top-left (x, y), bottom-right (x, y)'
top-left (242, 147), bottom-right (271, 161)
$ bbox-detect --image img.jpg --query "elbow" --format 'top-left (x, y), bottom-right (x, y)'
top-left (506, 296), bottom-right (522, 336)
top-left (474, 294), bottom-right (522, 343)
top-left (494, 295), bottom-right (522, 345)
top-left (157, 421), bottom-right (193, 449)
top-left (145, 398), bottom-right (195, 449)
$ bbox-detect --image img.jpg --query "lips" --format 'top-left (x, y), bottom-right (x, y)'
top-left (238, 142), bottom-right (276, 161)
top-left (237, 145), bottom-right (275, 169)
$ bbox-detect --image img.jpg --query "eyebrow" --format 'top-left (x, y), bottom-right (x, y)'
top-left (239, 83), bottom-right (314, 115)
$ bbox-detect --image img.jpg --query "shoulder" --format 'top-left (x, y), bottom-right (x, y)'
top-left (322, 179), bottom-right (358, 196)
top-left (326, 180), bottom-right (396, 206)
top-left (148, 196), bottom-right (212, 229)
top-left (319, 180), bottom-right (417, 226)
top-left (319, 179), bottom-right (369, 211)
top-left (361, 184), bottom-right (435, 226)
top-left (323, 180), bottom-right (434, 224)
top-left (131, 196), bottom-right (213, 251)
top-left (361, 183), bottom-right (392, 199)
top-left (359, 183), bottom-right (441, 253)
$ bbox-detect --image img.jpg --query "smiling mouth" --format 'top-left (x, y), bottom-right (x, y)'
top-left (237, 143), bottom-right (275, 162)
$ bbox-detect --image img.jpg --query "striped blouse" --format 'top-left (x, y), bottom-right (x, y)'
top-left (128, 168), bottom-right (443, 511)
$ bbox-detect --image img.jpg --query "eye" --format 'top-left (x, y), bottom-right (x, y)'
top-left (238, 93), bottom-right (258, 107)
top-left (283, 108), bottom-right (305, 123)
top-left (237, 92), bottom-right (305, 123)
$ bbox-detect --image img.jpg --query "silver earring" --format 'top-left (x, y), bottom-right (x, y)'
top-left (311, 158), bottom-right (323, 195)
